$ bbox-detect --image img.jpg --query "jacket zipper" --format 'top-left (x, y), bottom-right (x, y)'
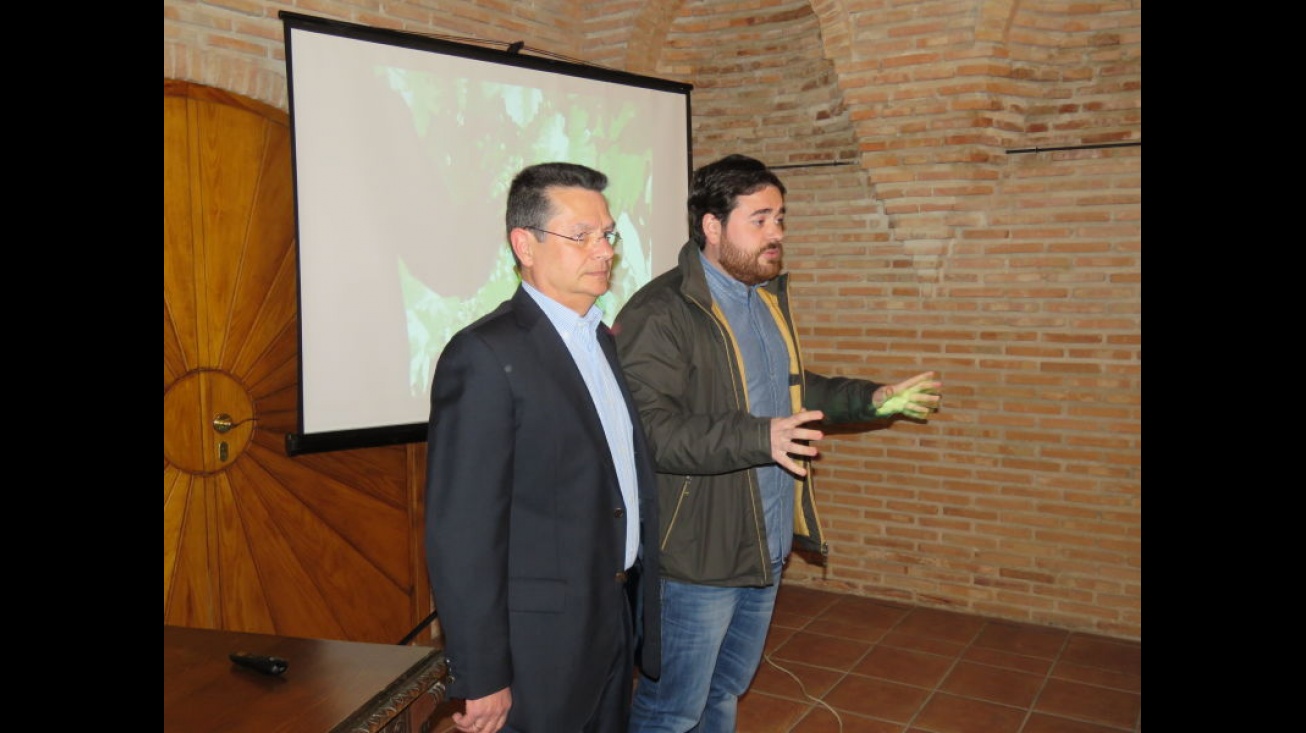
top-left (660, 475), bottom-right (693, 552)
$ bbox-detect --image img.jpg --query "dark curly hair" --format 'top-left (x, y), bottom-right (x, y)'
top-left (687, 154), bottom-right (786, 249)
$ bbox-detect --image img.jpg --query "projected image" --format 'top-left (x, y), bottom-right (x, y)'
top-left (384, 71), bottom-right (655, 397)
top-left (284, 15), bottom-right (689, 450)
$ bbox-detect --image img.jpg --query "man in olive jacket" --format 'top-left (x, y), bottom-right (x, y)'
top-left (613, 154), bottom-right (941, 733)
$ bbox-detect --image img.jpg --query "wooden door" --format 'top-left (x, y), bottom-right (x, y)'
top-left (164, 80), bottom-right (429, 644)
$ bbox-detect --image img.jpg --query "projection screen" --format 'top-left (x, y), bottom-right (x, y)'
top-left (280, 13), bottom-right (693, 455)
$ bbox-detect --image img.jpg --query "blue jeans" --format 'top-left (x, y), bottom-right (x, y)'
top-left (629, 564), bottom-right (782, 733)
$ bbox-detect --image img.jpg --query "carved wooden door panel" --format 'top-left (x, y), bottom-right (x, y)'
top-left (164, 80), bottom-right (428, 644)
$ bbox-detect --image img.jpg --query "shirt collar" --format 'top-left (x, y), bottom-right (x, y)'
top-left (522, 281), bottom-right (603, 339)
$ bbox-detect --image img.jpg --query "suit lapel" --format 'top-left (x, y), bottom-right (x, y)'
top-left (513, 288), bottom-right (618, 476)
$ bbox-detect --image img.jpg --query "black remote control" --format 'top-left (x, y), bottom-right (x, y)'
top-left (229, 651), bottom-right (289, 676)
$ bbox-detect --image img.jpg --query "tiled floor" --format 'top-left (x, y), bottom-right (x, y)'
top-left (427, 584), bottom-right (1141, 732)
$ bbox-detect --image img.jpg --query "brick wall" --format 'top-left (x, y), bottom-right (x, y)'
top-left (164, 0), bottom-right (1141, 639)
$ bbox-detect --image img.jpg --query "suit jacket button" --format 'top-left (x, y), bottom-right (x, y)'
top-left (615, 571), bottom-right (628, 584)
top-left (614, 507), bottom-right (625, 518)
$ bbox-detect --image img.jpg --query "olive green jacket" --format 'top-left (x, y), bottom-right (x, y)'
top-left (613, 241), bottom-right (885, 587)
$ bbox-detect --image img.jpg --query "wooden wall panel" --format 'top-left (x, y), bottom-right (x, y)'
top-left (163, 80), bottom-right (432, 645)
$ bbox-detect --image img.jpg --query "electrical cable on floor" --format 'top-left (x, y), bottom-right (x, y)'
top-left (762, 652), bottom-right (843, 732)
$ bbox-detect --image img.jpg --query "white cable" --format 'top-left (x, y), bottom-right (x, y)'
top-left (762, 652), bottom-right (843, 732)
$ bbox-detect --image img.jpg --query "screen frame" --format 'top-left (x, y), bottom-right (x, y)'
top-left (279, 11), bottom-right (693, 456)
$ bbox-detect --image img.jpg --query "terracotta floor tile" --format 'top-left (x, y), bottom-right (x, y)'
top-left (765, 624), bottom-right (801, 654)
top-left (818, 594), bottom-right (913, 629)
top-left (940, 661), bottom-right (1043, 708)
top-left (753, 657), bottom-right (846, 700)
top-left (879, 629), bottom-right (969, 658)
top-left (791, 707), bottom-right (907, 733)
top-left (773, 606), bottom-right (820, 631)
top-left (1022, 712), bottom-right (1135, 733)
top-left (736, 691), bottom-right (812, 733)
top-left (1059, 634), bottom-right (1141, 677)
top-left (911, 692), bottom-right (1025, 733)
top-left (961, 646), bottom-right (1054, 676)
top-left (1049, 659), bottom-right (1141, 693)
top-left (775, 585), bottom-right (844, 620)
top-left (972, 620), bottom-right (1069, 659)
top-left (893, 607), bottom-right (986, 644)
top-left (772, 629), bottom-right (875, 671)
top-left (1033, 678), bottom-right (1141, 730)
top-left (823, 674), bottom-right (930, 723)
top-left (852, 645), bottom-right (954, 688)
top-left (810, 616), bottom-right (893, 644)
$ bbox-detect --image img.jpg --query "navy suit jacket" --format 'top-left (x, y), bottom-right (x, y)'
top-left (424, 286), bottom-right (660, 730)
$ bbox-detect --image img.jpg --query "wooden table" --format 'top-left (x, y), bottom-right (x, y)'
top-left (164, 625), bottom-right (448, 733)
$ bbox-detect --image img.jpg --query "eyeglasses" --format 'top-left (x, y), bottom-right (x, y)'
top-left (525, 226), bottom-right (622, 249)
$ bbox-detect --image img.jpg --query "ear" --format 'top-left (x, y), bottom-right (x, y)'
top-left (510, 227), bottom-right (536, 266)
top-left (702, 213), bottom-right (722, 245)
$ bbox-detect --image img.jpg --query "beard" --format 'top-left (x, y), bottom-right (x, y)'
top-left (718, 235), bottom-right (783, 286)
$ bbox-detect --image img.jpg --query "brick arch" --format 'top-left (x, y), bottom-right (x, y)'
top-left (625, 0), bottom-right (933, 289)
top-left (976, 0), bottom-right (1022, 44)
top-left (806, 0), bottom-right (855, 68)
top-left (621, 0), bottom-right (685, 77)
top-left (797, 0), bottom-right (1031, 290)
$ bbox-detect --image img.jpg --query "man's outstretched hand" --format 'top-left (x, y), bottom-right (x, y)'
top-left (872, 372), bottom-right (943, 419)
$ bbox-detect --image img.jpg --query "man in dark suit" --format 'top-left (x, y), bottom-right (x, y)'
top-left (425, 162), bottom-right (660, 733)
